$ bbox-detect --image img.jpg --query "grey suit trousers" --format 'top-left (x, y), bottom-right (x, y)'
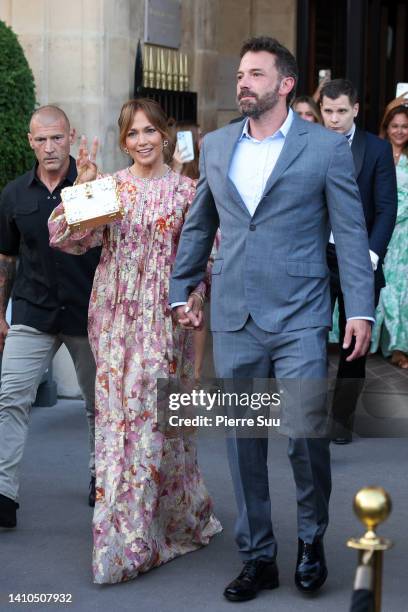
top-left (213, 317), bottom-right (331, 561)
top-left (0, 325), bottom-right (96, 501)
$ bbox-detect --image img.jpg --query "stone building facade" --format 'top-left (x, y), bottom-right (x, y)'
top-left (1, 0), bottom-right (296, 171)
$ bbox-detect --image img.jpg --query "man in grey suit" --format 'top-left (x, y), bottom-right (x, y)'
top-left (169, 36), bottom-right (374, 603)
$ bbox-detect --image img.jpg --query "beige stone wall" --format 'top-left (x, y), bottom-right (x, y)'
top-left (1, 0), bottom-right (297, 157)
top-left (216, 0), bottom-right (297, 128)
top-left (252, 0), bottom-right (296, 51)
top-left (0, 0), bottom-right (144, 172)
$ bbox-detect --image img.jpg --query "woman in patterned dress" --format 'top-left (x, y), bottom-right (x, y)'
top-left (48, 98), bottom-right (221, 583)
top-left (371, 104), bottom-right (408, 368)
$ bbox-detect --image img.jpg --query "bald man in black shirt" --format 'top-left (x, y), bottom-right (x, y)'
top-left (0, 106), bottom-right (100, 528)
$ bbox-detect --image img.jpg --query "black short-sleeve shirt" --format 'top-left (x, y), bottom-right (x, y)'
top-left (0, 157), bottom-right (101, 335)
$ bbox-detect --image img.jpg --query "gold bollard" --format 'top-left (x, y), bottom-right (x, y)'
top-left (347, 487), bottom-right (393, 612)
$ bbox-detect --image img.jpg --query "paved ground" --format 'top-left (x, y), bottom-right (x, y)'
top-left (0, 350), bottom-right (407, 612)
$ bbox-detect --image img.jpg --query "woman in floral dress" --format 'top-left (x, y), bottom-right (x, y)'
top-left (48, 98), bottom-right (221, 583)
top-left (371, 104), bottom-right (408, 368)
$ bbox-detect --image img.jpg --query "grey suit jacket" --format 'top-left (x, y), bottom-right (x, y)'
top-left (169, 113), bottom-right (374, 332)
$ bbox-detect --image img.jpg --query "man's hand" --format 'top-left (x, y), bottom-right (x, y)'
top-left (343, 319), bottom-right (372, 361)
top-left (0, 318), bottom-right (9, 352)
top-left (76, 135), bottom-right (99, 184)
top-left (0, 254), bottom-right (16, 351)
top-left (174, 294), bottom-right (204, 330)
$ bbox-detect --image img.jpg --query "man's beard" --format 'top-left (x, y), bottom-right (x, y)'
top-left (237, 82), bottom-right (281, 119)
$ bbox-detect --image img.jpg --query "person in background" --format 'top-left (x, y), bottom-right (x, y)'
top-left (48, 98), bottom-right (221, 584)
top-left (171, 120), bottom-right (216, 381)
top-left (0, 106), bottom-right (99, 529)
top-left (320, 79), bottom-right (397, 444)
top-left (292, 95), bottom-right (322, 123)
top-left (171, 120), bottom-right (202, 179)
top-left (371, 103), bottom-right (408, 368)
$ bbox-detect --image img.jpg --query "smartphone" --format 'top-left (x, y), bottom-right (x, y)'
top-left (318, 69), bottom-right (331, 84)
top-left (176, 131), bottom-right (194, 163)
top-left (396, 82), bottom-right (408, 98)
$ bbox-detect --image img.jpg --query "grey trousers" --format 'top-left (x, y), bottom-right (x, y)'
top-left (0, 325), bottom-right (96, 501)
top-left (213, 317), bottom-right (331, 562)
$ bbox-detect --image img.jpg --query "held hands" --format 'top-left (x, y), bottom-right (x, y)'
top-left (343, 319), bottom-right (372, 361)
top-left (76, 135), bottom-right (99, 184)
top-left (174, 294), bottom-right (204, 330)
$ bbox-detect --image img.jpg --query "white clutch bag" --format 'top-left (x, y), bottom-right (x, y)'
top-left (61, 176), bottom-right (123, 232)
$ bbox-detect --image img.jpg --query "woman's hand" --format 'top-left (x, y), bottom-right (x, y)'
top-left (175, 292), bottom-right (204, 330)
top-left (171, 142), bottom-right (184, 174)
top-left (172, 142), bottom-right (192, 174)
top-left (76, 135), bottom-right (99, 184)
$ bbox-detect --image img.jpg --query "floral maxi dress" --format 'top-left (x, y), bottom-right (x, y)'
top-left (48, 168), bottom-right (221, 584)
top-left (371, 154), bottom-right (408, 356)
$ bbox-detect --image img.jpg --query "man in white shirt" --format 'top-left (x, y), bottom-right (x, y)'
top-left (320, 79), bottom-right (397, 444)
top-left (170, 38), bottom-right (374, 603)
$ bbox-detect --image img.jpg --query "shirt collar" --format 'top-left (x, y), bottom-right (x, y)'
top-left (345, 122), bottom-right (356, 142)
top-left (27, 155), bottom-right (77, 188)
top-left (240, 108), bottom-right (294, 142)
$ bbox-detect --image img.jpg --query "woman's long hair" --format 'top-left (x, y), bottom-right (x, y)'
top-left (118, 98), bottom-right (175, 163)
top-left (292, 95), bottom-right (322, 124)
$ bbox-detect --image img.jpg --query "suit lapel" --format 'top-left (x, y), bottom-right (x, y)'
top-left (351, 127), bottom-right (366, 178)
top-left (260, 114), bottom-right (308, 198)
top-left (222, 119), bottom-right (252, 216)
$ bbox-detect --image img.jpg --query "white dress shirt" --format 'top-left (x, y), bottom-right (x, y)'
top-left (171, 111), bottom-right (294, 308)
top-left (228, 109), bottom-right (294, 216)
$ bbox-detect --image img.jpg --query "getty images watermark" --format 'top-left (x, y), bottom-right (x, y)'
top-left (157, 375), bottom-right (408, 438)
top-left (167, 387), bottom-right (281, 429)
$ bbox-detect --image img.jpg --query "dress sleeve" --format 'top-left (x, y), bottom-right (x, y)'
top-left (48, 202), bottom-right (104, 255)
top-left (48, 173), bottom-right (109, 255)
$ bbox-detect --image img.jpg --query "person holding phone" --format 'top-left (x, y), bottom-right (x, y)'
top-left (48, 99), bottom-right (221, 584)
top-left (171, 121), bottom-right (217, 381)
top-left (171, 121), bottom-right (202, 179)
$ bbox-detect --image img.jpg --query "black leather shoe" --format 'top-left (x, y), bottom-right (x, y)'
top-left (224, 559), bottom-right (279, 602)
top-left (332, 436), bottom-right (352, 445)
top-left (0, 493), bottom-right (19, 528)
top-left (331, 422), bottom-right (352, 445)
top-left (88, 477), bottom-right (96, 508)
top-left (295, 538), bottom-right (327, 593)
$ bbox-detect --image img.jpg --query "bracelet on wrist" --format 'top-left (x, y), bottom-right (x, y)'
top-left (191, 292), bottom-right (205, 304)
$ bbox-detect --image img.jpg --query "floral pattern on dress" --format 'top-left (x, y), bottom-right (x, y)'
top-left (48, 168), bottom-right (221, 584)
top-left (371, 154), bottom-right (408, 356)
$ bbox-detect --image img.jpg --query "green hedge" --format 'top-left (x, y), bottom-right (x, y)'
top-left (0, 20), bottom-right (36, 191)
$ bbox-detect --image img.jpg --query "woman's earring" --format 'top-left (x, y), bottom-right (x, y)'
top-left (163, 140), bottom-right (169, 148)
top-left (124, 147), bottom-right (129, 154)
